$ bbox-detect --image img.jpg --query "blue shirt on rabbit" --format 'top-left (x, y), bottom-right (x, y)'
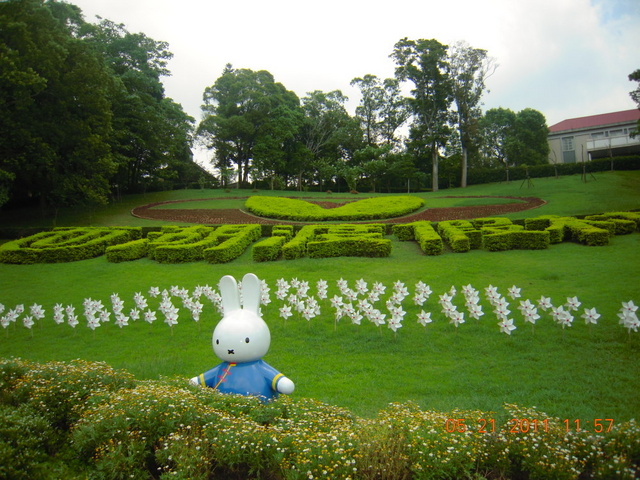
top-left (195, 359), bottom-right (285, 401)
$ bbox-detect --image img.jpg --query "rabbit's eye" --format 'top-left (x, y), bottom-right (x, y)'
top-left (245, 337), bottom-right (250, 343)
top-left (215, 339), bottom-right (219, 345)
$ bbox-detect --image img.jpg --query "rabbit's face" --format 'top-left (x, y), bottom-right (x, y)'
top-left (212, 309), bottom-right (271, 363)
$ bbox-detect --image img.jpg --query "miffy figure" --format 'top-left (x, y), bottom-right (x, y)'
top-left (190, 273), bottom-right (294, 401)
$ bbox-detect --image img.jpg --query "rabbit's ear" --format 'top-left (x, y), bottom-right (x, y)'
top-left (241, 273), bottom-right (261, 314)
top-left (218, 275), bottom-right (241, 314)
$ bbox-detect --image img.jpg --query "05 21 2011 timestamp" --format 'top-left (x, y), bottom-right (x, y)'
top-left (444, 418), bottom-right (615, 434)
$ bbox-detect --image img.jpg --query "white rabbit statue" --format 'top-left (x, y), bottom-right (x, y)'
top-left (190, 273), bottom-right (294, 401)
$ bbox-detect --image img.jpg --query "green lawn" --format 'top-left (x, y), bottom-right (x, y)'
top-left (0, 171), bottom-right (639, 422)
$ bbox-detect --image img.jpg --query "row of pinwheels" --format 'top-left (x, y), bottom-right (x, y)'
top-left (1, 278), bottom-right (638, 337)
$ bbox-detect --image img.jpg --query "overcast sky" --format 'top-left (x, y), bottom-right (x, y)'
top-left (70, 0), bottom-right (639, 167)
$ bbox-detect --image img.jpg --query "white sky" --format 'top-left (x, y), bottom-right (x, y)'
top-left (70, 0), bottom-right (639, 168)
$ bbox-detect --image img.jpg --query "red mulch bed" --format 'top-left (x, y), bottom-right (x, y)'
top-left (131, 196), bottom-right (546, 225)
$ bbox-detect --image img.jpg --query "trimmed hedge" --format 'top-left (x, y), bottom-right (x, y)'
top-left (483, 229), bottom-right (550, 251)
top-left (282, 225), bottom-right (317, 260)
top-left (413, 221), bottom-right (444, 255)
top-left (307, 237), bottom-right (392, 258)
top-left (105, 238), bottom-right (149, 263)
top-left (525, 216), bottom-right (611, 246)
top-left (244, 195), bottom-right (424, 221)
top-left (147, 226), bottom-right (214, 261)
top-left (0, 227), bottom-right (139, 264)
top-left (252, 236), bottom-right (287, 262)
top-left (203, 225), bottom-right (261, 263)
top-left (438, 220), bottom-right (483, 252)
top-left (584, 212), bottom-right (640, 234)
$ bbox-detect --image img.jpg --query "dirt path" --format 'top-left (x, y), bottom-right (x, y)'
top-left (131, 195), bottom-right (546, 224)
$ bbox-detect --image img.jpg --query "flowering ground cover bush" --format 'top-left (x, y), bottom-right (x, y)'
top-left (244, 195), bottom-right (425, 221)
top-left (0, 358), bottom-right (638, 479)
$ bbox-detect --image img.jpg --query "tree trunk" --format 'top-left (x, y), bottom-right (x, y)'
top-left (461, 147), bottom-right (468, 188)
top-left (432, 148), bottom-right (439, 192)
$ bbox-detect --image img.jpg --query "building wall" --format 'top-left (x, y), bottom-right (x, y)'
top-left (548, 122), bottom-right (639, 164)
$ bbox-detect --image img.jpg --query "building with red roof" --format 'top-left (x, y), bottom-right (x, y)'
top-left (547, 109), bottom-right (640, 163)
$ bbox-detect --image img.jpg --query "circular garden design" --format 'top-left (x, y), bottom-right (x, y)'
top-left (131, 195), bottom-right (546, 224)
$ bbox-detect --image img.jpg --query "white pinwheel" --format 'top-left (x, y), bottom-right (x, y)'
top-left (565, 296), bottom-right (581, 312)
top-left (537, 296), bottom-right (553, 312)
top-left (498, 318), bottom-right (516, 335)
top-left (23, 315), bottom-right (35, 330)
top-left (581, 307), bottom-right (600, 325)
top-left (417, 310), bottom-right (432, 326)
top-left (507, 285), bottom-right (521, 300)
top-left (279, 304), bottom-right (293, 321)
top-left (144, 310), bottom-right (157, 324)
top-left (29, 303), bottom-right (45, 321)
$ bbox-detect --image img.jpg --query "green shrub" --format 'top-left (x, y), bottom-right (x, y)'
top-left (307, 236), bottom-right (392, 258)
top-left (271, 224), bottom-right (294, 241)
top-left (0, 227), bottom-right (138, 264)
top-left (245, 195), bottom-right (424, 221)
top-left (252, 235), bottom-right (286, 262)
top-left (0, 404), bottom-right (57, 480)
top-left (154, 231), bottom-right (221, 264)
top-left (147, 226), bottom-right (214, 261)
top-left (282, 225), bottom-right (317, 260)
top-left (12, 359), bottom-right (136, 430)
top-left (483, 228), bottom-right (550, 251)
top-left (392, 223), bottom-right (415, 241)
top-left (414, 221), bottom-right (444, 255)
top-left (584, 213), bottom-right (639, 234)
top-left (203, 225), bottom-right (261, 263)
top-left (565, 219), bottom-right (610, 246)
top-left (106, 238), bottom-right (149, 263)
top-left (525, 216), bottom-right (566, 243)
top-left (437, 220), bottom-right (479, 253)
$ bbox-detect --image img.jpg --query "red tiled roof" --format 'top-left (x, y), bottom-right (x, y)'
top-left (549, 109), bottom-right (640, 133)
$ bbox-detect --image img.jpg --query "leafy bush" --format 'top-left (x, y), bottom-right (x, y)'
top-left (106, 238), bottom-right (149, 263)
top-left (414, 221), bottom-right (444, 255)
top-left (252, 235), bottom-right (286, 262)
top-left (146, 226), bottom-right (214, 261)
top-left (0, 404), bottom-right (56, 480)
top-left (245, 195), bottom-right (424, 221)
top-left (1, 359), bottom-right (639, 480)
top-left (282, 225), bottom-right (316, 260)
top-left (203, 225), bottom-right (261, 263)
top-left (0, 227), bottom-right (139, 264)
top-left (11, 359), bottom-right (136, 430)
top-left (307, 237), bottom-right (392, 258)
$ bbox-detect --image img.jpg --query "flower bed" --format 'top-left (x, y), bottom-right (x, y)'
top-left (1, 358), bottom-right (638, 480)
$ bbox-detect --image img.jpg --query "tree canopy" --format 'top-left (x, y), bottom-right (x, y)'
top-left (1, 3), bottom-right (560, 205)
top-left (0, 0), bottom-right (205, 209)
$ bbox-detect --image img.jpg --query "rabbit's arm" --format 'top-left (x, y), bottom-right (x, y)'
top-left (273, 374), bottom-right (295, 394)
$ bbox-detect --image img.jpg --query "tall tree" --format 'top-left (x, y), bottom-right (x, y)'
top-left (478, 107), bottom-right (516, 169)
top-left (297, 90), bottom-right (362, 190)
top-left (510, 108), bottom-right (550, 166)
top-left (448, 41), bottom-right (496, 187)
top-left (350, 74), bottom-right (409, 148)
top-left (198, 65), bottom-right (301, 187)
top-left (391, 38), bottom-right (453, 192)
top-left (81, 18), bottom-right (194, 193)
top-left (479, 107), bottom-right (549, 170)
top-left (0, 0), bottom-right (115, 207)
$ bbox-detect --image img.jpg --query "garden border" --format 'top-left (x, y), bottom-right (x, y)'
top-left (130, 195), bottom-right (547, 224)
